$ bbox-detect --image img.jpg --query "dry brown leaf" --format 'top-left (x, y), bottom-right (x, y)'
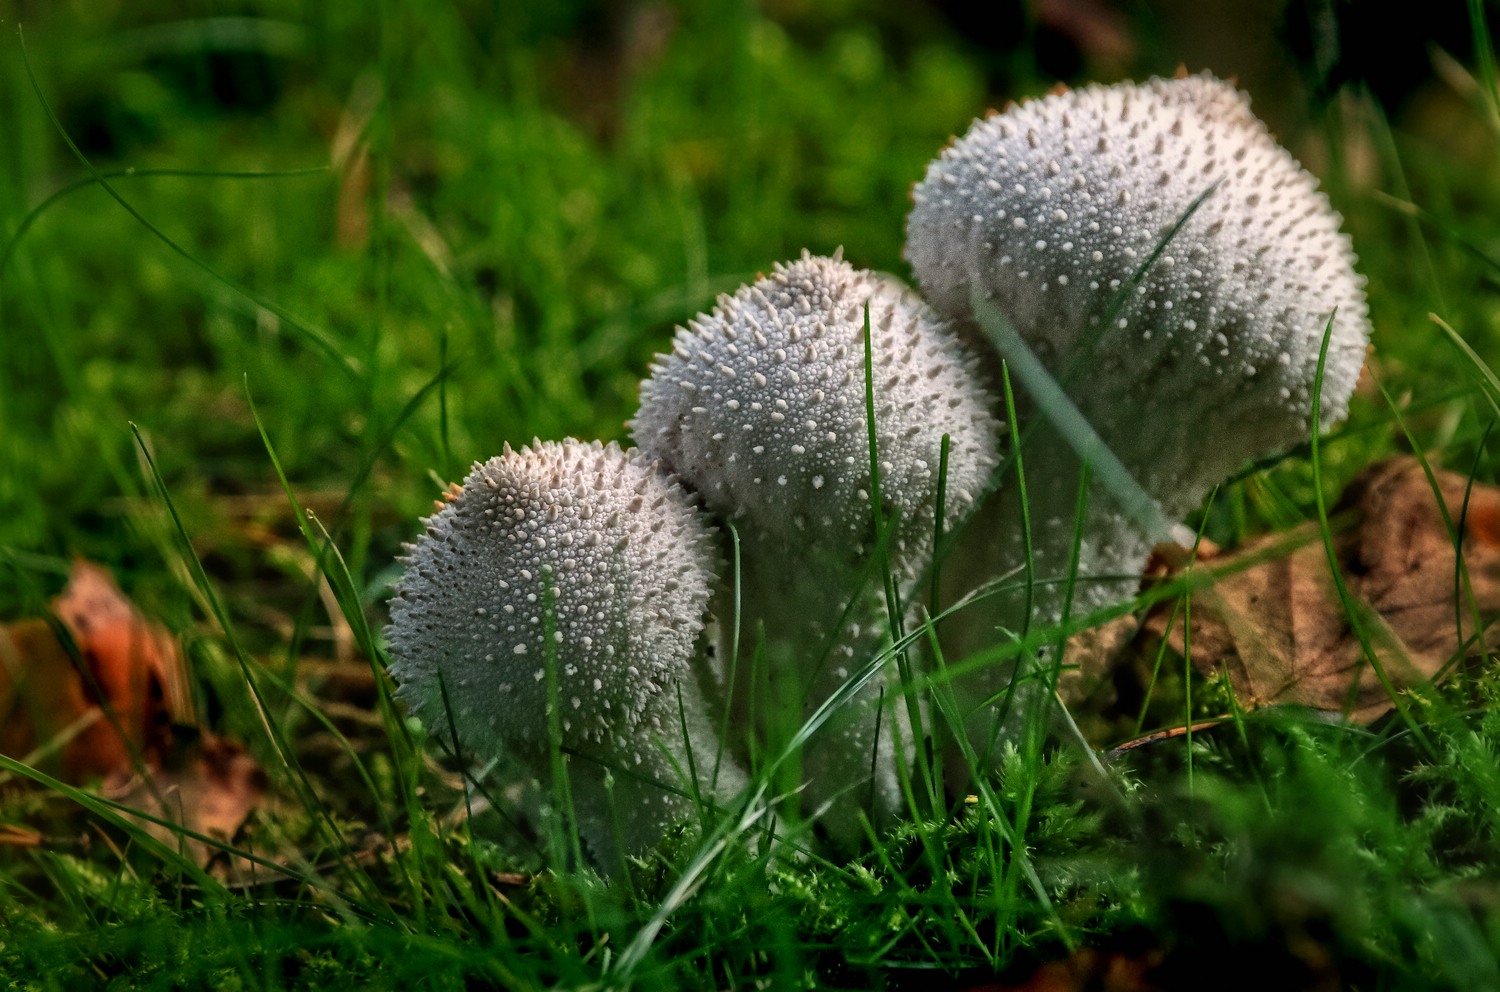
top-left (0, 618), bottom-right (104, 773)
top-left (1, 563), bottom-right (268, 868)
top-left (1146, 457), bottom-right (1500, 722)
top-left (104, 733), bottom-right (267, 868)
top-left (0, 561), bottom-right (192, 779)
top-left (55, 560), bottom-right (196, 723)
top-left (1057, 613), bottom-right (1139, 711)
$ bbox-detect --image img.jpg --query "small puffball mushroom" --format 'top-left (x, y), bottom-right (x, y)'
top-left (634, 251), bottom-right (1002, 842)
top-left (906, 73), bottom-right (1371, 750)
top-left (386, 438), bottom-right (743, 865)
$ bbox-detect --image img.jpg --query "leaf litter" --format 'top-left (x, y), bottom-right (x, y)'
top-left (0, 560), bottom-right (264, 867)
top-left (1137, 455), bottom-right (1500, 723)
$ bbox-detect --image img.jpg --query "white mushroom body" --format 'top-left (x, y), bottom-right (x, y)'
top-left (386, 439), bottom-right (742, 864)
top-left (908, 73), bottom-right (1368, 502)
top-left (905, 74), bottom-right (1371, 745)
top-left (634, 252), bottom-right (1002, 842)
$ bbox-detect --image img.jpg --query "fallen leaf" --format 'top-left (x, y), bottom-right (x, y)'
top-left (1, 563), bottom-right (268, 869)
top-left (104, 733), bottom-right (267, 869)
top-left (0, 561), bottom-right (192, 780)
top-left (1057, 612), bottom-right (1139, 710)
top-left (1145, 457), bottom-right (1500, 722)
top-left (0, 618), bottom-right (103, 772)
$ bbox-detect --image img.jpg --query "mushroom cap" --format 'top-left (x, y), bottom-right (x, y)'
top-left (633, 251), bottom-right (1003, 559)
top-left (905, 73), bottom-right (1370, 510)
top-left (385, 439), bottom-right (717, 764)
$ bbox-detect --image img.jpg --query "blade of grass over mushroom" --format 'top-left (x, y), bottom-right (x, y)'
top-left (999, 362), bottom-right (1036, 640)
top-left (1060, 178), bottom-right (1224, 390)
top-left (972, 296), bottom-right (1173, 545)
top-left (540, 584), bottom-right (585, 875)
top-left (928, 434), bottom-right (953, 615)
top-left (712, 520), bottom-right (745, 796)
top-left (860, 298), bottom-right (940, 818)
top-left (129, 423), bottom-right (394, 922)
top-left (1045, 460), bottom-right (1117, 790)
top-left (17, 31), bottom-right (360, 379)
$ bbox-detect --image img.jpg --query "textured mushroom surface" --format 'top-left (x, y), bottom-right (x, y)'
top-left (635, 251), bottom-right (1001, 559)
top-left (386, 439), bottom-right (739, 859)
top-left (906, 72), bottom-right (1369, 512)
top-left (634, 252), bottom-right (1003, 842)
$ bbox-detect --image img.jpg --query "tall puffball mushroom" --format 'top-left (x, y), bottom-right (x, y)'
top-left (905, 73), bottom-right (1371, 746)
top-left (633, 251), bottom-right (1003, 842)
top-left (386, 439), bottom-right (744, 865)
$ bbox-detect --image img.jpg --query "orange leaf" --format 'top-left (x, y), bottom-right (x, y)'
top-left (0, 561), bottom-right (195, 781)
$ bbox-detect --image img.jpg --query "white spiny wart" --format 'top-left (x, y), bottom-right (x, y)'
top-left (386, 438), bottom-right (737, 860)
top-left (906, 72), bottom-right (1370, 512)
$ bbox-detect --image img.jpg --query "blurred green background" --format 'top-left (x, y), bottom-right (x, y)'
top-left (2, 0), bottom-right (1498, 642)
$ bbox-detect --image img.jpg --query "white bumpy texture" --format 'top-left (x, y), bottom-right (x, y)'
top-left (635, 251), bottom-right (1000, 559)
top-left (634, 252), bottom-right (1002, 844)
top-left (906, 73), bottom-right (1369, 512)
top-left (386, 439), bottom-right (740, 864)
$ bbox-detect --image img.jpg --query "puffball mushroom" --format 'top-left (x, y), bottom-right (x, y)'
top-left (633, 251), bottom-right (1002, 841)
top-left (905, 73), bottom-right (1371, 744)
top-left (385, 438), bottom-right (744, 864)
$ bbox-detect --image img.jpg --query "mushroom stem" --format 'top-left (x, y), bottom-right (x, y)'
top-left (940, 410), bottom-right (1159, 757)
